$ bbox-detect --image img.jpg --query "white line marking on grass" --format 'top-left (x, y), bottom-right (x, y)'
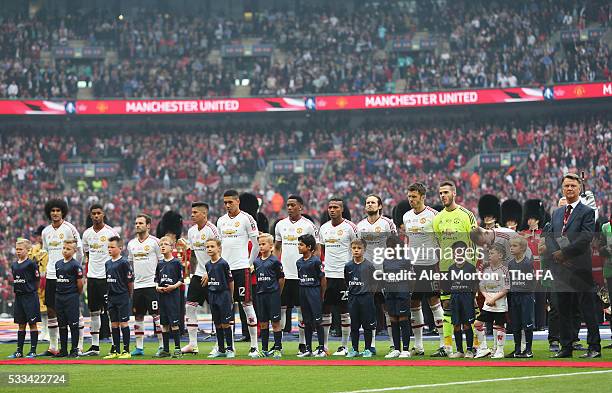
top-left (336, 370), bottom-right (612, 393)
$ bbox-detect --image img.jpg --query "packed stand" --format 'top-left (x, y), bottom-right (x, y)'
top-left (1, 1), bottom-right (610, 99)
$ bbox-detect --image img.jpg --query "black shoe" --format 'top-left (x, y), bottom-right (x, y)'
top-left (505, 350), bottom-right (518, 358)
top-left (515, 351), bottom-right (533, 358)
top-left (579, 350), bottom-right (601, 359)
top-left (297, 344), bottom-right (306, 355)
top-left (236, 336), bottom-right (250, 343)
top-left (38, 349), bottom-right (59, 357)
top-left (68, 349), bottom-right (80, 358)
top-left (549, 342), bottom-right (560, 352)
top-left (572, 342), bottom-right (587, 351)
top-left (551, 349), bottom-right (572, 358)
top-left (54, 350), bottom-right (69, 358)
top-left (603, 343), bottom-right (612, 349)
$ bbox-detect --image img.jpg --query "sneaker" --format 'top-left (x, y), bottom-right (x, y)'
top-left (248, 347), bottom-right (261, 358)
top-left (297, 349), bottom-right (312, 358)
top-left (505, 350), bottom-right (518, 358)
top-left (273, 349), bottom-right (282, 359)
top-left (118, 351), bottom-right (132, 359)
top-left (8, 351), bottom-right (23, 359)
top-left (410, 347), bottom-right (425, 356)
top-left (491, 349), bottom-right (505, 359)
top-left (208, 350), bottom-right (226, 358)
top-left (464, 350), bottom-right (474, 359)
top-left (398, 350), bottom-right (411, 358)
top-left (332, 346), bottom-right (348, 356)
top-left (68, 349), bottom-right (80, 358)
top-left (474, 348), bottom-right (492, 358)
top-left (38, 349), bottom-right (59, 357)
top-left (154, 346), bottom-right (165, 357)
top-left (385, 349), bottom-right (401, 358)
top-left (103, 352), bottom-right (119, 359)
top-left (314, 346), bottom-right (327, 357)
top-left (131, 348), bottom-right (145, 356)
top-left (172, 349), bottom-right (183, 358)
top-left (54, 350), bottom-right (68, 358)
top-left (449, 351), bottom-right (465, 358)
top-left (297, 343), bottom-right (307, 356)
top-left (82, 346), bottom-right (100, 357)
top-left (361, 349), bottom-right (373, 358)
top-left (25, 351), bottom-right (37, 359)
top-left (515, 350), bottom-right (533, 358)
top-left (602, 343), bottom-right (612, 349)
top-left (430, 347), bottom-right (448, 357)
top-left (549, 341), bottom-right (560, 352)
top-left (154, 350), bottom-right (171, 358)
top-left (346, 348), bottom-right (359, 358)
top-left (181, 344), bottom-right (199, 354)
top-left (370, 347), bottom-right (377, 356)
top-left (225, 350), bottom-right (235, 359)
top-left (208, 345), bottom-right (219, 355)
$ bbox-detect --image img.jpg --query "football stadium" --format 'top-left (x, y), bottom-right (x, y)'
top-left (0, 0), bottom-right (610, 392)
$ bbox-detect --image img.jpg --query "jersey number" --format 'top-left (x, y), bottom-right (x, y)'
top-left (238, 287), bottom-right (246, 297)
top-left (341, 290), bottom-right (348, 301)
top-left (151, 300), bottom-right (158, 311)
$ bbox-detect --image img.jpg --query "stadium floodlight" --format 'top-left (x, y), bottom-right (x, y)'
top-left (241, 79), bottom-right (250, 86)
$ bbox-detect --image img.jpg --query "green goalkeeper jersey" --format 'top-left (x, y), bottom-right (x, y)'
top-left (432, 204), bottom-right (478, 271)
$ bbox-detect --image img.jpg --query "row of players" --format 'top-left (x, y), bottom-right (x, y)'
top-left (8, 182), bottom-right (551, 359)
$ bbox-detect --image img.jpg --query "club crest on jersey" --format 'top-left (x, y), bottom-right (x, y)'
top-left (337, 230), bottom-right (343, 235)
top-left (234, 222), bottom-right (240, 227)
top-left (201, 234), bottom-right (206, 240)
top-left (297, 228), bottom-right (303, 234)
top-left (420, 218), bottom-right (426, 224)
top-left (144, 245), bottom-right (151, 252)
top-left (59, 233), bottom-right (65, 240)
top-left (100, 236), bottom-right (107, 242)
top-left (375, 227), bottom-right (382, 232)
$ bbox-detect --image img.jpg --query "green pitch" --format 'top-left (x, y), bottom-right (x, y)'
top-left (0, 341), bottom-right (610, 393)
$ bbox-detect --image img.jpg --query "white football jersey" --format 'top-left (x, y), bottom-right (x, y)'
top-left (82, 225), bottom-right (119, 279)
top-left (357, 216), bottom-right (397, 264)
top-left (275, 216), bottom-right (319, 280)
top-left (217, 211), bottom-right (258, 270)
top-left (127, 235), bottom-right (162, 289)
top-left (42, 221), bottom-right (83, 279)
top-left (480, 264), bottom-right (510, 312)
top-left (402, 206), bottom-right (439, 266)
top-left (187, 221), bottom-right (220, 277)
top-left (319, 219), bottom-right (358, 279)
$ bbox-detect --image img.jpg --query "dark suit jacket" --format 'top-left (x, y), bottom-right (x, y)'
top-left (543, 201), bottom-right (595, 291)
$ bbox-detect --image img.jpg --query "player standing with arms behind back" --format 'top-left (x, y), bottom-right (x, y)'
top-left (432, 181), bottom-right (478, 357)
top-left (81, 204), bottom-right (119, 356)
top-left (319, 198), bottom-right (358, 355)
top-left (39, 199), bottom-right (82, 357)
top-left (274, 195), bottom-right (319, 355)
top-left (402, 183), bottom-right (445, 357)
top-left (183, 202), bottom-right (219, 354)
top-left (127, 214), bottom-right (163, 356)
top-left (217, 190), bottom-right (260, 358)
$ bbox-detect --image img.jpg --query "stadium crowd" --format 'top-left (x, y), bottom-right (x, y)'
top-left (0, 115), bottom-right (609, 308)
top-left (0, 1), bottom-right (610, 99)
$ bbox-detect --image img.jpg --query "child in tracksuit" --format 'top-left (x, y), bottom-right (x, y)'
top-left (344, 239), bottom-right (377, 357)
top-left (54, 240), bottom-right (83, 357)
top-left (155, 236), bottom-right (184, 358)
top-left (9, 238), bottom-right (41, 358)
top-left (508, 236), bottom-right (535, 358)
top-left (296, 234), bottom-right (326, 358)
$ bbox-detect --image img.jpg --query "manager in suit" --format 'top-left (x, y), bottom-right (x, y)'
top-left (543, 173), bottom-right (601, 358)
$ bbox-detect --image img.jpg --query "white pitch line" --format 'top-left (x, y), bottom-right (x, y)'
top-left (336, 370), bottom-right (612, 393)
